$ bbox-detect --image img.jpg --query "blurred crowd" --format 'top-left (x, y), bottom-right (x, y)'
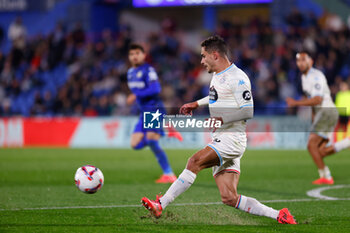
top-left (217, 10), bottom-right (350, 113)
top-left (1, 9), bottom-right (350, 116)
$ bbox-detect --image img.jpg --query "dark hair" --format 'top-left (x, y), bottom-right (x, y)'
top-left (201, 35), bottom-right (228, 57)
top-left (296, 50), bottom-right (314, 59)
top-left (128, 43), bottom-right (145, 53)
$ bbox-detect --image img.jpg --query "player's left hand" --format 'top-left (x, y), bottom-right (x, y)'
top-left (286, 97), bottom-right (298, 107)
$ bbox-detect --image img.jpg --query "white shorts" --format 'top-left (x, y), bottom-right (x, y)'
top-left (208, 132), bottom-right (247, 177)
top-left (312, 108), bottom-right (338, 139)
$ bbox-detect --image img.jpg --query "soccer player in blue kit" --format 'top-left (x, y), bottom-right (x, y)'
top-left (126, 43), bottom-right (182, 183)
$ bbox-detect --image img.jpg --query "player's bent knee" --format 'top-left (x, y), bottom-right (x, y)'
top-left (130, 142), bottom-right (139, 150)
top-left (319, 149), bottom-right (325, 157)
top-left (146, 132), bottom-right (160, 140)
top-left (186, 156), bottom-right (200, 174)
top-left (130, 140), bottom-right (143, 150)
top-left (319, 149), bottom-right (328, 158)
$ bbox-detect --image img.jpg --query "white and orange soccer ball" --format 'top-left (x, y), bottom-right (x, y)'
top-left (74, 165), bottom-right (104, 194)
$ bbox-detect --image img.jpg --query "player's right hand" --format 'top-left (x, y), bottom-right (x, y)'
top-left (285, 97), bottom-right (297, 107)
top-left (126, 94), bottom-right (136, 105)
top-left (179, 102), bottom-right (198, 115)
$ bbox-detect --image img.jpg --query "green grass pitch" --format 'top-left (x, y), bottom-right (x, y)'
top-left (1, 148), bottom-right (350, 232)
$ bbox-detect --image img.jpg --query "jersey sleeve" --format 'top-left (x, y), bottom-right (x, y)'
top-left (132, 66), bottom-right (161, 98)
top-left (146, 66), bottom-right (159, 82)
top-left (232, 74), bottom-right (254, 109)
top-left (310, 74), bottom-right (325, 98)
top-left (220, 73), bottom-right (254, 124)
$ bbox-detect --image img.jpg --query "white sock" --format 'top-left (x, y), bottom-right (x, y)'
top-left (318, 168), bottom-right (325, 178)
top-left (236, 195), bottom-right (279, 220)
top-left (319, 166), bottom-right (332, 179)
top-left (159, 169), bottom-right (196, 209)
top-left (334, 138), bottom-right (350, 152)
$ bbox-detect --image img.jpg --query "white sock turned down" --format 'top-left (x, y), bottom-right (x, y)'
top-left (236, 195), bottom-right (279, 220)
top-left (318, 166), bottom-right (332, 179)
top-left (159, 169), bottom-right (279, 220)
top-left (159, 169), bottom-right (196, 209)
top-left (334, 137), bottom-right (350, 152)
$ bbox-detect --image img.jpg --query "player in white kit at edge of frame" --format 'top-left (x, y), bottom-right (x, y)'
top-left (286, 51), bottom-right (350, 185)
top-left (141, 35), bottom-right (297, 224)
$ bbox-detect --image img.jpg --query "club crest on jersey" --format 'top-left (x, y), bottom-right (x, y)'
top-left (243, 90), bottom-right (251, 100)
top-left (315, 83), bottom-right (321, 90)
top-left (136, 71), bottom-right (143, 78)
top-left (209, 86), bottom-right (218, 104)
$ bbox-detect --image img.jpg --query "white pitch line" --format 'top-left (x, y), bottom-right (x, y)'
top-left (1, 197), bottom-right (350, 212)
top-left (306, 184), bottom-right (350, 200)
top-left (0, 204), bottom-right (141, 211)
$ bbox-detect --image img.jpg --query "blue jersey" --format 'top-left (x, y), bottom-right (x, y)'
top-left (127, 63), bottom-right (164, 111)
top-left (128, 63), bottom-right (165, 135)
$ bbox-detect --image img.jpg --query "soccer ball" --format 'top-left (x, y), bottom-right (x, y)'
top-left (74, 165), bottom-right (104, 194)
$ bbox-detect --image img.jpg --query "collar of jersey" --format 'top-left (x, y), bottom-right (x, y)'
top-left (304, 67), bottom-right (315, 78)
top-left (215, 63), bottom-right (235, 76)
top-left (131, 63), bottom-right (148, 70)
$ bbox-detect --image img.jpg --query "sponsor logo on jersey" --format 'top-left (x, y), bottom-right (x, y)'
top-left (213, 138), bottom-right (221, 143)
top-left (209, 86), bottom-right (218, 104)
top-left (315, 83), bottom-right (321, 90)
top-left (128, 81), bottom-right (145, 89)
top-left (243, 90), bottom-right (251, 100)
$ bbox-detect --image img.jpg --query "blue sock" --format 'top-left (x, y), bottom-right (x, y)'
top-left (147, 139), bottom-right (173, 174)
top-left (133, 137), bottom-right (147, 150)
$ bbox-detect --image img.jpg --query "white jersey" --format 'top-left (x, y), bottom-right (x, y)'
top-left (208, 63), bottom-right (253, 136)
top-left (207, 63), bottom-right (253, 176)
top-left (301, 67), bottom-right (335, 114)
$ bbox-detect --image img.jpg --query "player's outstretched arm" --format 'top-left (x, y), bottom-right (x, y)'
top-left (133, 81), bottom-right (161, 98)
top-left (218, 105), bottom-right (254, 124)
top-left (179, 96), bottom-right (209, 115)
top-left (286, 96), bottom-right (322, 107)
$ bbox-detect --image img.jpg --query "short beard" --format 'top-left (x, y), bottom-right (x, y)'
top-left (302, 66), bottom-right (310, 74)
top-left (133, 61), bottom-right (143, 67)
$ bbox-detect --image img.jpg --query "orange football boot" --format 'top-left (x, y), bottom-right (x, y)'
top-left (141, 195), bottom-right (163, 218)
top-left (312, 177), bottom-right (334, 185)
top-left (155, 174), bottom-right (177, 183)
top-left (167, 126), bottom-right (183, 141)
top-left (277, 208), bottom-right (297, 224)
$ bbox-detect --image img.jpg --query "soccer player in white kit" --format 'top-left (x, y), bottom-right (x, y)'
top-left (286, 51), bottom-right (350, 185)
top-left (141, 35), bottom-right (297, 224)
